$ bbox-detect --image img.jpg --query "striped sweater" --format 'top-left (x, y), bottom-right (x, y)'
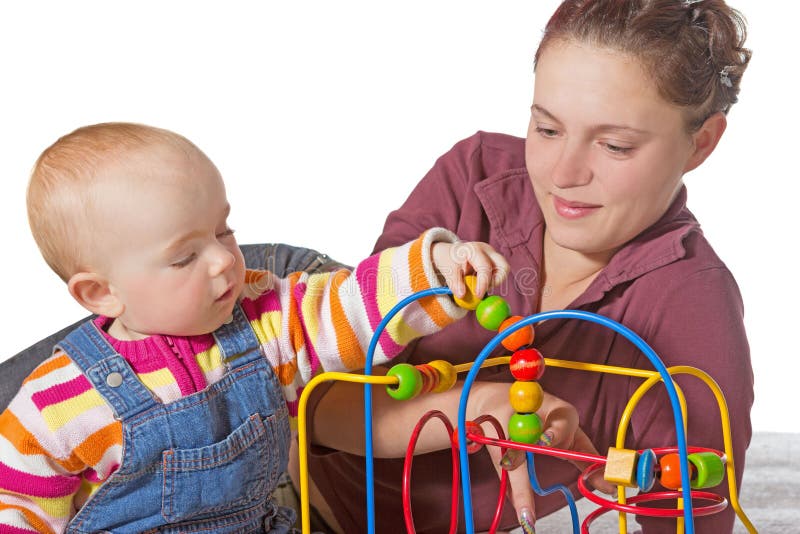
top-left (0, 229), bottom-right (465, 533)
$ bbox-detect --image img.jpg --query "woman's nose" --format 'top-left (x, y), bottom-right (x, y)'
top-left (551, 140), bottom-right (592, 188)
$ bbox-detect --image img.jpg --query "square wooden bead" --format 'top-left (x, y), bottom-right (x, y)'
top-left (604, 447), bottom-right (639, 488)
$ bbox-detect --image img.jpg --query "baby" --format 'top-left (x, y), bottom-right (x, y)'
top-left (0, 123), bottom-right (511, 533)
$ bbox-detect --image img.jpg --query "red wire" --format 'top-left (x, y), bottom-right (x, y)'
top-left (576, 462), bottom-right (728, 518)
top-left (474, 414), bottom-right (509, 534)
top-left (403, 410), bottom-right (460, 534)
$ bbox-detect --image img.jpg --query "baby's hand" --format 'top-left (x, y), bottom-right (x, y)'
top-left (432, 241), bottom-right (509, 300)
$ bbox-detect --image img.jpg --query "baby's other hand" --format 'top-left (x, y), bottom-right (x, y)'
top-left (432, 241), bottom-right (509, 300)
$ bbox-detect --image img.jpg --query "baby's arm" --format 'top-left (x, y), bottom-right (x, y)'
top-left (0, 353), bottom-right (111, 534)
top-left (244, 228), bottom-right (507, 395)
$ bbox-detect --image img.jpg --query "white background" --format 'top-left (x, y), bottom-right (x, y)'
top-left (1, 2), bottom-right (796, 433)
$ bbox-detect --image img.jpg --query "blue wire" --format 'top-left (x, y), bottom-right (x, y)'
top-left (363, 287), bottom-right (452, 534)
top-left (457, 310), bottom-right (696, 534)
top-left (364, 296), bottom-right (697, 534)
top-left (526, 452), bottom-right (580, 534)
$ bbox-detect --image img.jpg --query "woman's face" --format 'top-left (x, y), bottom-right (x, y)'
top-left (526, 40), bottom-right (696, 257)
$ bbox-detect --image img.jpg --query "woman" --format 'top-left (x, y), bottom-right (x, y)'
top-left (306, 0), bottom-right (753, 532)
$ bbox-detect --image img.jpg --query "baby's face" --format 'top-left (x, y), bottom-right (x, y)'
top-left (93, 143), bottom-right (246, 339)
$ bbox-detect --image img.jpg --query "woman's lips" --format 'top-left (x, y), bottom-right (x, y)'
top-left (552, 195), bottom-right (601, 220)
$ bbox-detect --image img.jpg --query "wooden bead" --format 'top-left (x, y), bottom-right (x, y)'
top-left (499, 316), bottom-right (535, 351)
top-left (636, 448), bottom-right (657, 492)
top-left (687, 452), bottom-right (725, 489)
top-left (604, 447), bottom-right (639, 488)
top-left (415, 364), bottom-right (439, 395)
top-left (507, 412), bottom-right (543, 444)
top-left (453, 420), bottom-right (484, 454)
top-left (475, 295), bottom-right (511, 331)
top-left (453, 275), bottom-right (482, 310)
top-left (508, 381), bottom-right (544, 414)
top-left (658, 452), bottom-right (695, 490)
top-left (427, 359), bottom-right (457, 393)
top-left (509, 348), bottom-right (545, 381)
top-left (385, 363), bottom-right (423, 401)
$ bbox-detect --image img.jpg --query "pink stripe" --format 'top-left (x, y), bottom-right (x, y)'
top-left (292, 282), bottom-right (322, 376)
top-left (241, 290), bottom-right (282, 321)
top-left (0, 462), bottom-right (81, 498)
top-left (286, 388), bottom-right (302, 417)
top-left (2, 526), bottom-right (39, 534)
top-left (31, 375), bottom-right (92, 411)
top-left (355, 254), bottom-right (404, 357)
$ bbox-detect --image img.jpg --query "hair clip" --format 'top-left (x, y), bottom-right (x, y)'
top-left (719, 66), bottom-right (734, 88)
top-left (683, 0), bottom-right (703, 5)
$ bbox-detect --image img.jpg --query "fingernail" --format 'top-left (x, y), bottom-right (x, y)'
top-left (499, 448), bottom-right (524, 470)
top-left (519, 507), bottom-right (536, 533)
top-left (536, 430), bottom-right (554, 447)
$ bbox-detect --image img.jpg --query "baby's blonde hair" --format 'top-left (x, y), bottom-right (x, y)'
top-left (27, 122), bottom-right (200, 281)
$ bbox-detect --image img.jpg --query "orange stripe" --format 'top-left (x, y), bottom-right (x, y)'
top-left (245, 270), bottom-right (267, 284)
top-left (274, 360), bottom-right (298, 386)
top-left (0, 410), bottom-right (50, 458)
top-left (72, 421), bottom-right (123, 468)
top-left (23, 354), bottom-right (72, 384)
top-left (285, 272), bottom-right (306, 354)
top-left (0, 502), bottom-right (54, 534)
top-left (0, 410), bottom-right (121, 474)
top-left (408, 236), bottom-right (450, 328)
top-left (329, 270), bottom-right (365, 369)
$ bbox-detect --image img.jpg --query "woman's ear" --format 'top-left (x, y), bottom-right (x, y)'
top-left (684, 112), bottom-right (728, 174)
top-left (68, 272), bottom-right (124, 317)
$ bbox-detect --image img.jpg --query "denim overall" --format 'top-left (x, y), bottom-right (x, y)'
top-left (57, 304), bottom-right (296, 533)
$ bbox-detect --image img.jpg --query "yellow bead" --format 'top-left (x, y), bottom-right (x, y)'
top-left (508, 381), bottom-right (543, 413)
top-left (427, 359), bottom-right (458, 393)
top-left (604, 447), bottom-right (639, 488)
top-left (453, 275), bottom-right (482, 310)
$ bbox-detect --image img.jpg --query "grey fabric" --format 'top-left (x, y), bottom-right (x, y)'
top-left (0, 243), bottom-right (347, 411)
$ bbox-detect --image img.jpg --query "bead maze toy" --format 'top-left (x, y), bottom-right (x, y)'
top-left (296, 279), bottom-right (757, 533)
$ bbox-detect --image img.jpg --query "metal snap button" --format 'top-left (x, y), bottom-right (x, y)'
top-left (106, 372), bottom-right (123, 388)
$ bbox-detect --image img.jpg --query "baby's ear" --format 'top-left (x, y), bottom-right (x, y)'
top-left (68, 272), bottom-right (124, 317)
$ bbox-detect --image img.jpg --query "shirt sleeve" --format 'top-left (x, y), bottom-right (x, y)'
top-left (0, 353), bottom-right (121, 534)
top-left (629, 266), bottom-right (753, 533)
top-left (241, 228), bottom-right (468, 415)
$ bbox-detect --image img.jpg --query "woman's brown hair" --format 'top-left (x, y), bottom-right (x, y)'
top-left (535, 0), bottom-right (751, 131)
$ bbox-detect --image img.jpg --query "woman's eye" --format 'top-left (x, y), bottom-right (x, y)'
top-left (536, 126), bottom-right (559, 138)
top-left (603, 142), bottom-right (633, 155)
top-left (217, 228), bottom-right (236, 239)
top-left (171, 253), bottom-right (197, 268)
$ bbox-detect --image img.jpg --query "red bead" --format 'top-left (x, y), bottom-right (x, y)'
top-left (509, 348), bottom-right (545, 381)
top-left (499, 316), bottom-right (535, 352)
top-left (453, 420), bottom-right (484, 454)
top-left (415, 364), bottom-right (439, 395)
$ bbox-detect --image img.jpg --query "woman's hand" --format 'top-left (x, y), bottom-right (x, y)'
top-left (470, 386), bottom-right (614, 533)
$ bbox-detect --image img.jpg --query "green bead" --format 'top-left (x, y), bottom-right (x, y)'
top-left (475, 295), bottom-right (511, 331)
top-left (386, 363), bottom-right (423, 401)
top-left (507, 412), bottom-right (543, 444)
top-left (688, 452), bottom-right (725, 489)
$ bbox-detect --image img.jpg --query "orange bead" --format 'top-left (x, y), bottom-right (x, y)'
top-left (658, 453), bottom-right (695, 490)
top-left (499, 316), bottom-right (535, 351)
top-left (509, 381), bottom-right (543, 413)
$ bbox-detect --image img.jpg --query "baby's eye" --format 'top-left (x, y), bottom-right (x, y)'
top-left (217, 228), bottom-right (236, 239)
top-left (171, 253), bottom-right (197, 268)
